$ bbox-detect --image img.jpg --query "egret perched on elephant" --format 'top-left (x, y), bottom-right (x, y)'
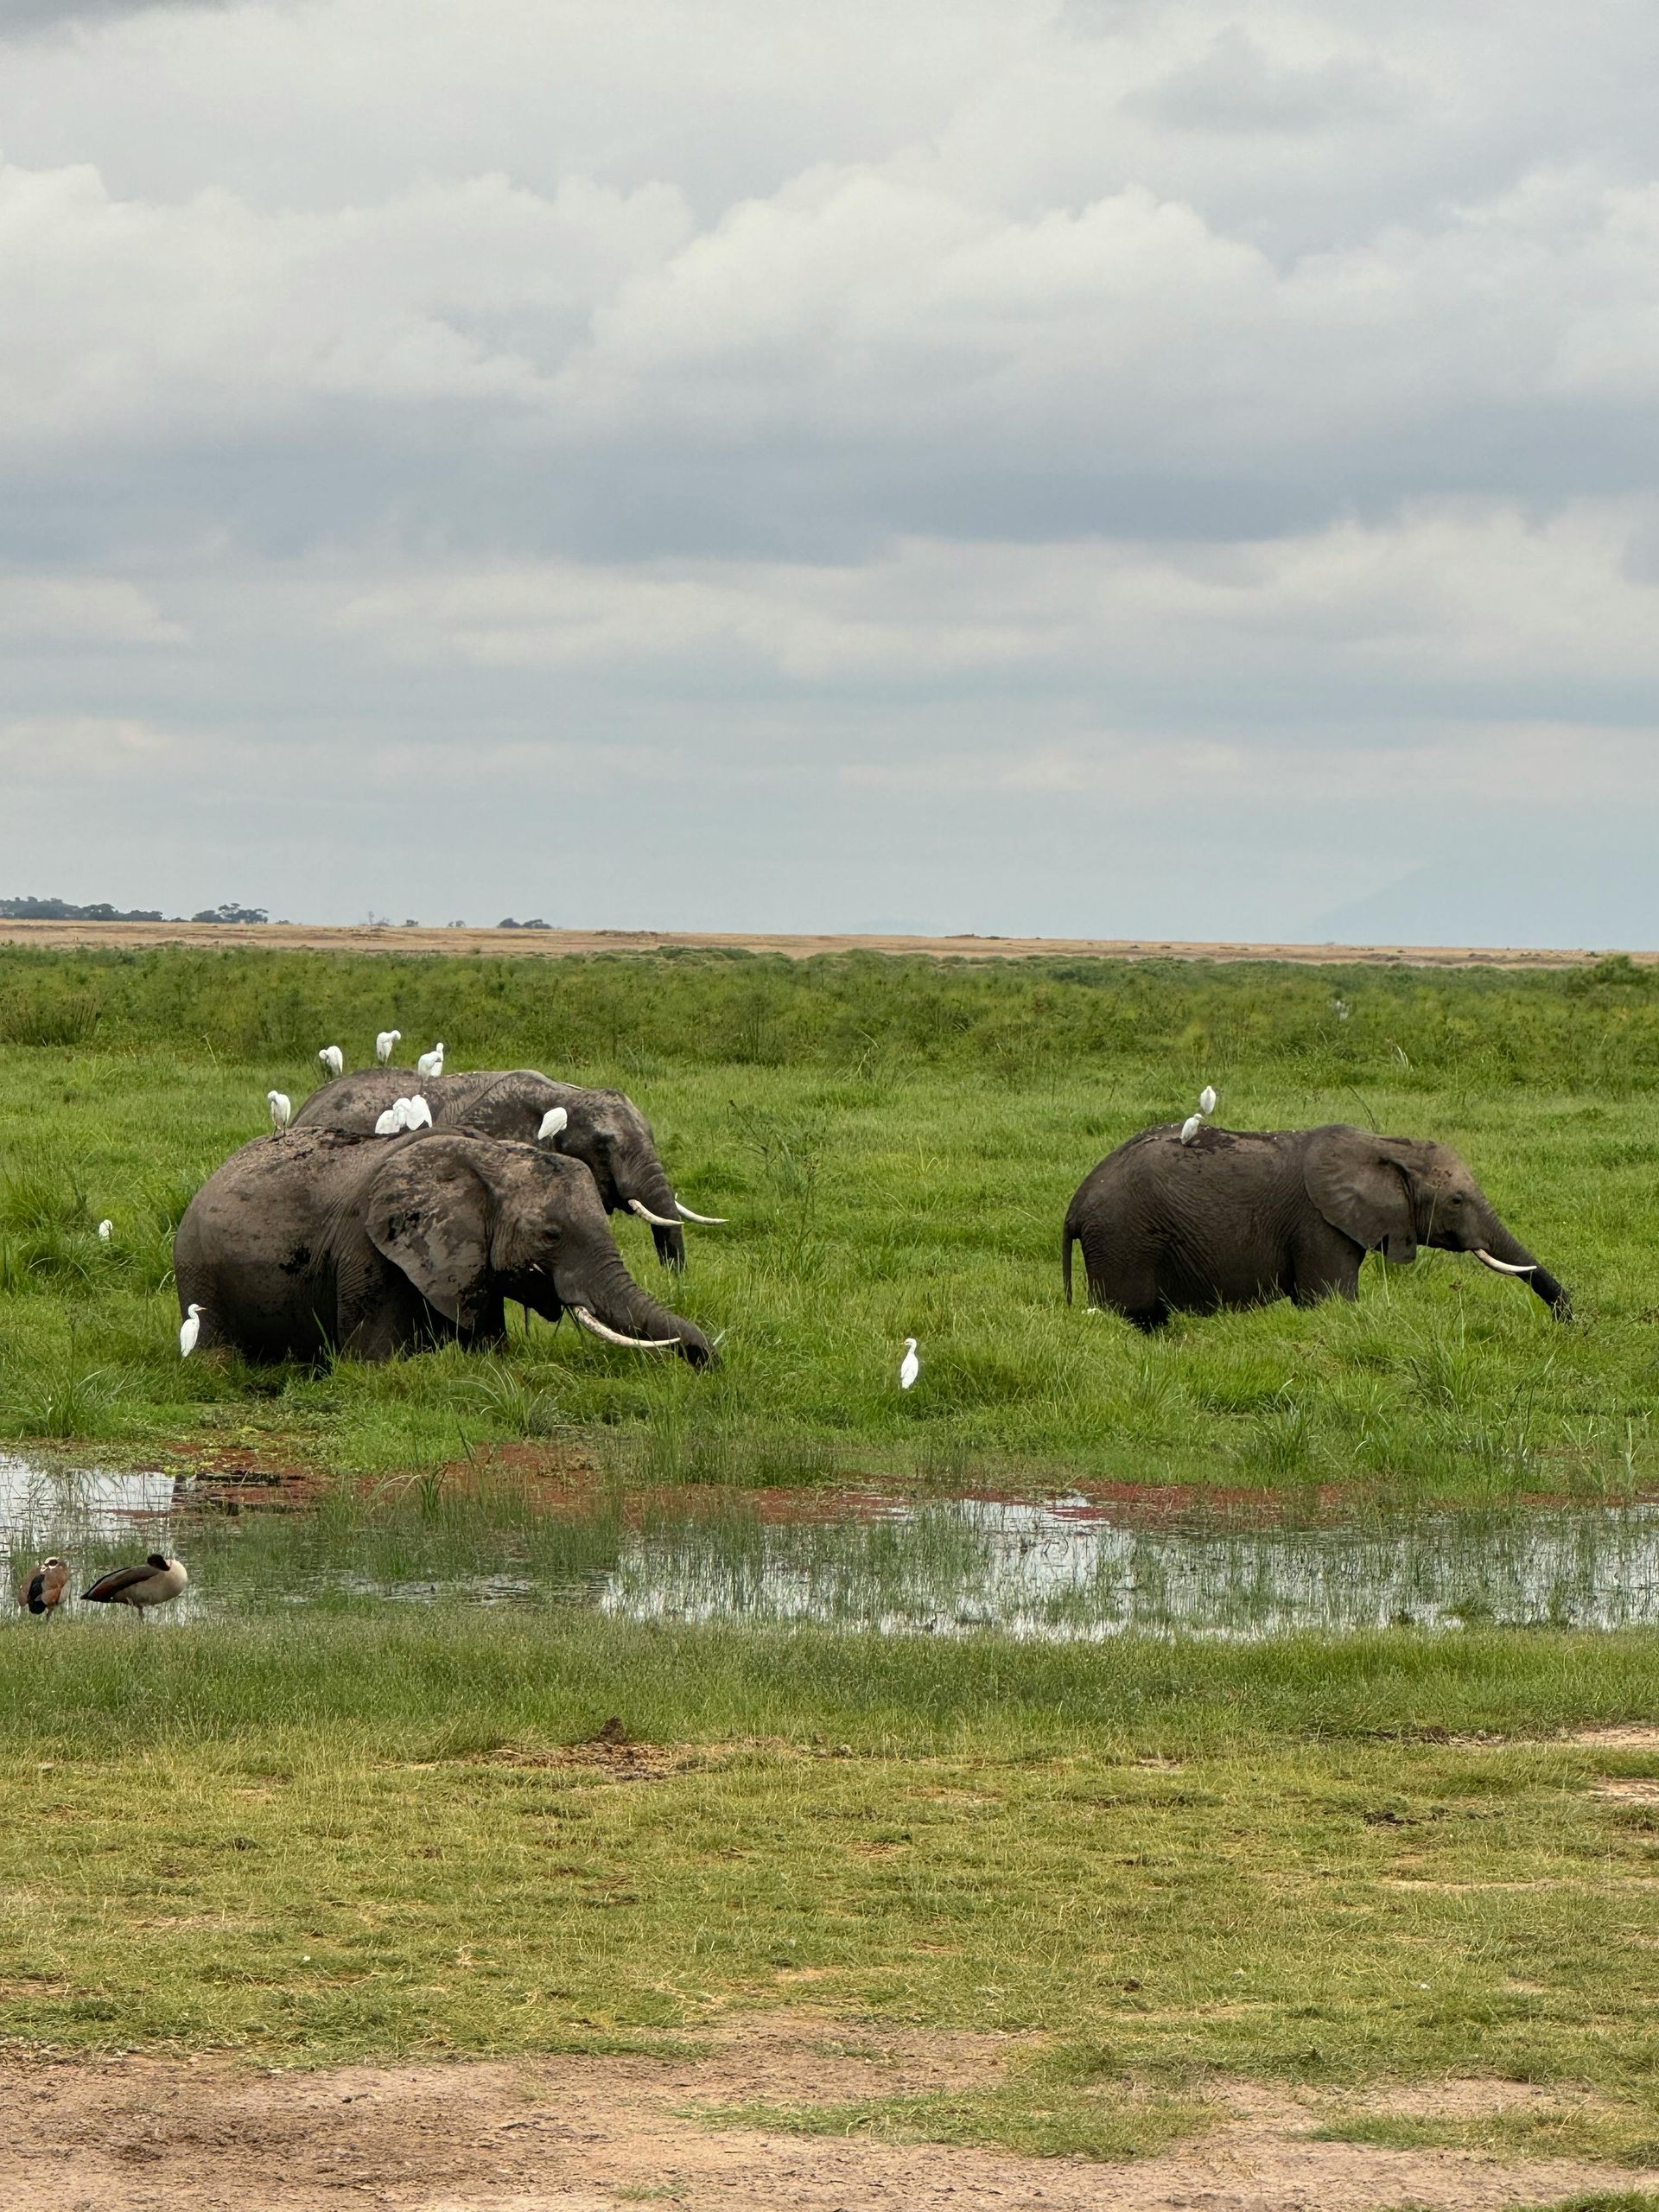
top-left (295, 1067), bottom-right (722, 1268)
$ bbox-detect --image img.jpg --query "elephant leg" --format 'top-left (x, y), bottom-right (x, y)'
top-left (1287, 1222), bottom-right (1363, 1307)
top-left (336, 1258), bottom-right (425, 1362)
top-left (1085, 1241), bottom-right (1171, 1332)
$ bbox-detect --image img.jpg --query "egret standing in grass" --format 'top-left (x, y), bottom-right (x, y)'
top-left (416, 1042), bottom-right (444, 1079)
top-left (19, 1558), bottom-right (68, 1619)
top-left (179, 1302), bottom-right (203, 1357)
top-left (376, 1029), bottom-right (401, 1065)
top-left (82, 1554), bottom-right (188, 1620)
top-left (268, 1090), bottom-right (291, 1134)
top-left (318, 1045), bottom-right (344, 1078)
top-left (97, 1218), bottom-right (112, 1243)
top-left (899, 1338), bottom-right (920, 1390)
top-left (1199, 1086), bottom-right (1217, 1117)
top-left (1179, 1113), bottom-right (1204, 1145)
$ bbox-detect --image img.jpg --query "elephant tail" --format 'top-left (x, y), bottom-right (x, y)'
top-left (1062, 1217), bottom-right (1076, 1306)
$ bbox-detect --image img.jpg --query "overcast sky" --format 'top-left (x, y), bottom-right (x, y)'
top-left (3, 0), bottom-right (1656, 942)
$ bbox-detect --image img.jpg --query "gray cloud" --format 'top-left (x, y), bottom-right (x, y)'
top-left (0, 0), bottom-right (1657, 941)
top-left (0, 0), bottom-right (226, 29)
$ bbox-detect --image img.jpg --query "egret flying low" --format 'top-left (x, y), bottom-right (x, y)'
top-left (1179, 1114), bottom-right (1204, 1145)
top-left (537, 1106), bottom-right (569, 1142)
top-left (375, 1029), bottom-right (401, 1065)
top-left (1198, 1085), bottom-right (1217, 1116)
top-left (82, 1554), bottom-right (188, 1619)
top-left (268, 1090), bottom-right (291, 1134)
top-left (318, 1045), bottom-right (344, 1078)
top-left (416, 1042), bottom-right (444, 1079)
top-left (179, 1302), bottom-right (204, 1357)
top-left (97, 1218), bottom-right (112, 1243)
top-left (19, 1558), bottom-right (68, 1619)
top-left (899, 1337), bottom-right (920, 1390)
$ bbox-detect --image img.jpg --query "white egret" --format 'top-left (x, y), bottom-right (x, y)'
top-left (416, 1042), bottom-right (444, 1079)
top-left (19, 1558), bottom-right (69, 1618)
top-left (268, 1090), bottom-right (291, 1134)
top-left (1198, 1085), bottom-right (1217, 1116)
top-left (373, 1107), bottom-right (401, 1136)
top-left (318, 1045), bottom-right (344, 1078)
top-left (81, 1553), bottom-right (188, 1618)
top-left (179, 1303), bottom-right (204, 1357)
top-left (1179, 1114), bottom-right (1204, 1145)
top-left (403, 1095), bottom-right (434, 1130)
top-left (537, 1106), bottom-right (569, 1142)
top-left (899, 1337), bottom-right (920, 1390)
top-left (375, 1029), bottom-right (402, 1065)
top-left (97, 1219), bottom-right (112, 1243)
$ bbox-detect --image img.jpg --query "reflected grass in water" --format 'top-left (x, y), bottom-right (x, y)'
top-left (9, 1455), bottom-right (1659, 1638)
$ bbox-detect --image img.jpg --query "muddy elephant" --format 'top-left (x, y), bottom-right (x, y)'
top-left (175, 1127), bottom-right (715, 1364)
top-left (293, 1068), bottom-right (721, 1268)
top-left (1063, 1122), bottom-right (1570, 1332)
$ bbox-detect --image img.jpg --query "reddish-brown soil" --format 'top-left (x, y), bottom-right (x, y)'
top-left (0, 919), bottom-right (1638, 967)
top-left (0, 2017), bottom-right (1646, 2211)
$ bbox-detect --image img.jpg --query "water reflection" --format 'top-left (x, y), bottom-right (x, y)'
top-left (3, 1453), bottom-right (1659, 1637)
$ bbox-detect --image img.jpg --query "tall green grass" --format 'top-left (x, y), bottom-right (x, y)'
top-left (0, 946), bottom-right (1656, 1498)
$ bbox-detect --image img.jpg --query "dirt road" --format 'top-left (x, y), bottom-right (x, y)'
top-left (0, 920), bottom-right (1639, 967)
top-left (3, 2016), bottom-right (1645, 2212)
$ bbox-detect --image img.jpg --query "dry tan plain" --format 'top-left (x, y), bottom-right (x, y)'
top-left (0, 918), bottom-right (1647, 965)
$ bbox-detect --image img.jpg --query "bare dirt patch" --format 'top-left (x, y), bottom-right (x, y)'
top-left (0, 918), bottom-right (1635, 969)
top-left (2, 2018), bottom-right (1651, 2212)
top-left (1595, 1777), bottom-right (1659, 1803)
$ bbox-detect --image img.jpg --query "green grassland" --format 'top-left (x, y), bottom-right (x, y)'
top-left (2, 944), bottom-right (1658, 1497)
top-left (4, 945), bottom-right (1659, 2159)
top-left (2, 1617), bottom-right (1658, 2160)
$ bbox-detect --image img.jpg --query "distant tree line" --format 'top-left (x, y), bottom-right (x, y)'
top-left (0, 895), bottom-right (269, 924)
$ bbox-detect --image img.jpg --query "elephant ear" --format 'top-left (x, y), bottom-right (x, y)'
top-left (365, 1139), bottom-right (493, 1326)
top-left (1303, 1128), bottom-right (1419, 1263)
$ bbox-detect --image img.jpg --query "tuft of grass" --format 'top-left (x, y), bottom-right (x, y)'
top-left (698, 2082), bottom-right (1212, 2162)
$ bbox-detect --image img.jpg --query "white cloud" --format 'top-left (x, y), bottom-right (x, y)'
top-left (0, 0), bottom-right (1657, 940)
top-left (0, 575), bottom-right (185, 644)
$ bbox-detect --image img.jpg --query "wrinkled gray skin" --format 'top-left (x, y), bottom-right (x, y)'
top-left (294, 1069), bottom-right (696, 1268)
top-left (175, 1128), bottom-right (715, 1365)
top-left (1064, 1123), bottom-right (1571, 1332)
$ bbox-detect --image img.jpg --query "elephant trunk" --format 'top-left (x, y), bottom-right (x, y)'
top-left (556, 1250), bottom-right (712, 1364)
top-left (1473, 1217), bottom-right (1572, 1320)
top-left (616, 1154), bottom-right (687, 1271)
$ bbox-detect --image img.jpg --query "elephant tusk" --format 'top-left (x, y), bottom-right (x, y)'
top-left (1476, 1247), bottom-right (1537, 1275)
top-left (674, 1198), bottom-right (727, 1224)
top-left (569, 1304), bottom-right (679, 1351)
top-left (626, 1198), bottom-right (683, 1230)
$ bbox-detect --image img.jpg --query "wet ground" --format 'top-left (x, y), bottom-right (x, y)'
top-left (7, 1452), bottom-right (1659, 1637)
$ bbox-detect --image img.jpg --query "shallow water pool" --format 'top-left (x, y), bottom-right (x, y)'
top-left (5, 1454), bottom-right (1659, 1637)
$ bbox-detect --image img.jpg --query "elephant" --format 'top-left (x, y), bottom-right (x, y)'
top-left (292, 1068), bottom-right (721, 1269)
top-left (174, 1127), bottom-right (716, 1365)
top-left (1063, 1122), bottom-right (1570, 1332)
